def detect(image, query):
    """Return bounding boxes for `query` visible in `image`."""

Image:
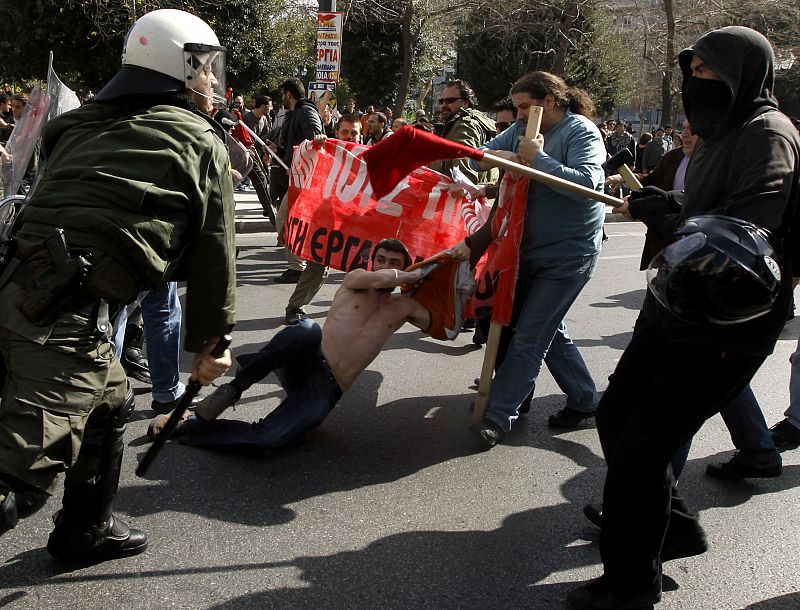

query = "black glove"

[628,186,684,231]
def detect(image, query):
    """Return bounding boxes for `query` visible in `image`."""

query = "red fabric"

[231,109,253,147]
[362,125,485,199]
[284,139,491,271]
[468,174,528,325]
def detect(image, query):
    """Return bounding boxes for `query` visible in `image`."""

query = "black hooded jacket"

[641,26,800,356]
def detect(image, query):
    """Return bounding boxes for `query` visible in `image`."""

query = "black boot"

[0,473,48,536]
[47,507,147,561]
[47,393,148,561]
[122,319,151,384]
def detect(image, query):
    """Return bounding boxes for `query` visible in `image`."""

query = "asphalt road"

[1,223,799,610]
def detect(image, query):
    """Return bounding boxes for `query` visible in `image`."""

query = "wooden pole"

[619,164,643,191]
[481,150,625,208]
[473,106,543,423]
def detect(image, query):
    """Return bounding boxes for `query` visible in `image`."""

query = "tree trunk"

[394,0,414,119]
[661,0,675,126]
[417,72,434,113]
[553,1,580,76]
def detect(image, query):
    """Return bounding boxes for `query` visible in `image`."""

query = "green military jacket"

[429,107,499,186]
[13,100,236,352]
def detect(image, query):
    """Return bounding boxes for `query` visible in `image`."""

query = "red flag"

[362,126,485,199]
[468,174,528,325]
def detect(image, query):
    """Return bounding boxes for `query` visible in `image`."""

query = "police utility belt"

[9,228,111,333]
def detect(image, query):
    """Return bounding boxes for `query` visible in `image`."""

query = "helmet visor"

[184,43,227,108]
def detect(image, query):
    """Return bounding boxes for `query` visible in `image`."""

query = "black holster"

[16,228,92,326]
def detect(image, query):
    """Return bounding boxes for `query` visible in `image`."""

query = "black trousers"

[597,317,765,590]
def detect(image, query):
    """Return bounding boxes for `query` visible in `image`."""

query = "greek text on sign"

[316,11,343,83]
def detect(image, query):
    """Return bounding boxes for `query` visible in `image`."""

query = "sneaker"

[770,418,800,451]
[151,393,199,415]
[470,418,506,448]
[147,410,191,440]
[567,575,661,610]
[548,406,596,429]
[284,309,307,325]
[195,383,240,422]
[273,269,303,284]
[705,452,782,480]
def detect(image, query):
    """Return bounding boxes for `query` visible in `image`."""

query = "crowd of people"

[0,8,799,610]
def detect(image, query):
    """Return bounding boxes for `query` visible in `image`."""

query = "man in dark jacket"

[605,120,635,159]
[568,26,800,609]
[271,78,324,285]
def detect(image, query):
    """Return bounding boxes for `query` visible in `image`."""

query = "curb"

[235,218,275,234]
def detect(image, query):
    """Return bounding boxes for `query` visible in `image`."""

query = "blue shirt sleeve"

[532,118,605,202]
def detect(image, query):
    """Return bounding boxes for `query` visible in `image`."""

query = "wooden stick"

[472,107,543,424]
[481,150,625,208]
[619,164,643,191]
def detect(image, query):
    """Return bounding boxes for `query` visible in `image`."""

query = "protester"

[460,71,606,446]
[281,116,362,325]
[428,79,497,186]
[568,26,800,609]
[148,240,433,452]
[269,77,324,285]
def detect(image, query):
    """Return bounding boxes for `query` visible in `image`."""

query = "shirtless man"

[148,239,431,453]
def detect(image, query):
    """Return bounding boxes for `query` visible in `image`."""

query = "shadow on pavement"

[590,289,646,311]
[115,372,485,529]
[745,592,800,609]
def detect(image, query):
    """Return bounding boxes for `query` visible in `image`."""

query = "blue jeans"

[487,253,599,432]
[671,384,781,476]
[180,319,342,453]
[112,282,184,403]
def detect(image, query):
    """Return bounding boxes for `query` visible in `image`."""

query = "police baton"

[136,335,232,477]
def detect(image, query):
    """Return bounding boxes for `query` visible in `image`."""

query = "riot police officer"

[0,9,235,561]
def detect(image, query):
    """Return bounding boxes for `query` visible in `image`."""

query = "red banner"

[469,174,528,325]
[286,139,490,270]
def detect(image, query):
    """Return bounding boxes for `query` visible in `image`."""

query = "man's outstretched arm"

[341,267,423,290]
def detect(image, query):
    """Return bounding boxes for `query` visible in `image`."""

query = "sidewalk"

[234,190,274,234]
[233,191,630,235]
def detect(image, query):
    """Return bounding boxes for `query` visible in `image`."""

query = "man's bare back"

[322,252,430,390]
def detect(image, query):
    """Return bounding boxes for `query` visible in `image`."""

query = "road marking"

[599,254,641,260]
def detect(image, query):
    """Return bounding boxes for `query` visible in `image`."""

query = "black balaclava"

[678,26,778,140]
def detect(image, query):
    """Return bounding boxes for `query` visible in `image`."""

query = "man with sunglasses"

[428,79,498,187]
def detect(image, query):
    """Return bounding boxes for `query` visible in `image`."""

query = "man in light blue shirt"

[464,71,606,446]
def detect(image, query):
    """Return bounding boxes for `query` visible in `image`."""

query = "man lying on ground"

[149,239,440,453]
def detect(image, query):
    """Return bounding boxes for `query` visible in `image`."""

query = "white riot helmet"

[94,9,227,106]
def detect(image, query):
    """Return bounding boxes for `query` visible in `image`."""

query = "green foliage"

[455,4,561,108]
[0,0,316,94]
[455,0,636,114]
[565,10,637,116]
[340,16,403,108]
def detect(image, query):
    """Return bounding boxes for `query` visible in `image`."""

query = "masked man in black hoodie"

[568,27,800,610]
